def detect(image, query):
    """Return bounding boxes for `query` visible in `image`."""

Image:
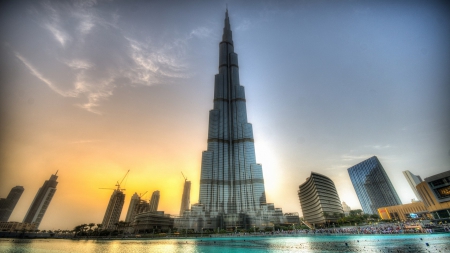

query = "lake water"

[1,234,449,252]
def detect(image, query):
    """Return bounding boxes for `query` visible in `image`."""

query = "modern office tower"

[416,170,450,220]
[0,186,24,222]
[402,170,423,201]
[342,202,351,216]
[298,172,344,225]
[149,191,160,212]
[101,189,125,230]
[198,9,266,216]
[125,193,140,223]
[23,172,58,229]
[179,179,191,216]
[347,156,402,214]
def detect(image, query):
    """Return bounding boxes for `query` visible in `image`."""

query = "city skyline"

[0,0,449,230]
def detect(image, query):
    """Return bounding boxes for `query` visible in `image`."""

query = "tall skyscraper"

[179,179,191,216]
[402,170,423,201]
[348,156,401,214]
[149,190,160,212]
[101,189,125,230]
[175,10,285,231]
[23,172,58,228]
[298,172,344,225]
[198,9,266,216]
[0,186,24,222]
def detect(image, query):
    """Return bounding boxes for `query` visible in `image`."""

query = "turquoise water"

[1,234,449,252]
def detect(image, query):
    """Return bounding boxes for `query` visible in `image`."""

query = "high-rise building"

[125,193,140,223]
[347,156,401,214]
[402,170,423,201]
[0,186,24,222]
[298,172,344,226]
[149,190,160,212]
[198,9,266,216]
[179,179,191,216]
[125,192,151,223]
[23,172,58,228]
[175,10,285,231]
[101,189,125,230]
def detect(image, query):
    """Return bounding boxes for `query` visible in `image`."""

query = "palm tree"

[88,223,95,237]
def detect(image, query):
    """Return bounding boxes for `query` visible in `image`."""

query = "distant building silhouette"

[179,180,191,216]
[23,172,58,228]
[0,186,24,222]
[402,170,423,201]
[298,172,344,226]
[149,191,160,212]
[348,156,401,214]
[342,201,351,216]
[125,193,140,223]
[101,189,125,230]
[125,192,150,223]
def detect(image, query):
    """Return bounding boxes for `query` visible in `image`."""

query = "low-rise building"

[134,211,174,233]
[378,201,430,221]
[0,221,37,232]
[416,170,450,221]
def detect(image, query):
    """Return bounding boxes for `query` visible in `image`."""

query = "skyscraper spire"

[198,10,266,215]
[222,9,233,44]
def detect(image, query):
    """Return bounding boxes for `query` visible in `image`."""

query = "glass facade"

[198,10,266,215]
[347,156,401,214]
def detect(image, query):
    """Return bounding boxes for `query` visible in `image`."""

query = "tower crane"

[99,170,130,192]
[139,191,148,199]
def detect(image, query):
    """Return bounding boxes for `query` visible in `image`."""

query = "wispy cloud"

[341,154,374,161]
[15,53,75,97]
[16,0,194,114]
[364,144,391,149]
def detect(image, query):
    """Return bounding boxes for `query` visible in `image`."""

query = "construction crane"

[99,170,130,192]
[139,191,148,199]
[181,171,187,182]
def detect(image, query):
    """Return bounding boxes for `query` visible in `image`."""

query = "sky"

[0,0,449,230]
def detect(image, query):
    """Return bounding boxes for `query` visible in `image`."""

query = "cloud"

[364,144,391,149]
[235,19,252,31]
[341,154,374,162]
[15,53,75,97]
[190,27,213,39]
[15,0,193,114]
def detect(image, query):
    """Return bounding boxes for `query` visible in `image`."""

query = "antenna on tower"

[181,171,187,182]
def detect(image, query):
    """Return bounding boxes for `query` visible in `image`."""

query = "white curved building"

[298,172,343,226]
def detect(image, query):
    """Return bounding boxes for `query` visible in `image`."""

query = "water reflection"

[1,234,449,253]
